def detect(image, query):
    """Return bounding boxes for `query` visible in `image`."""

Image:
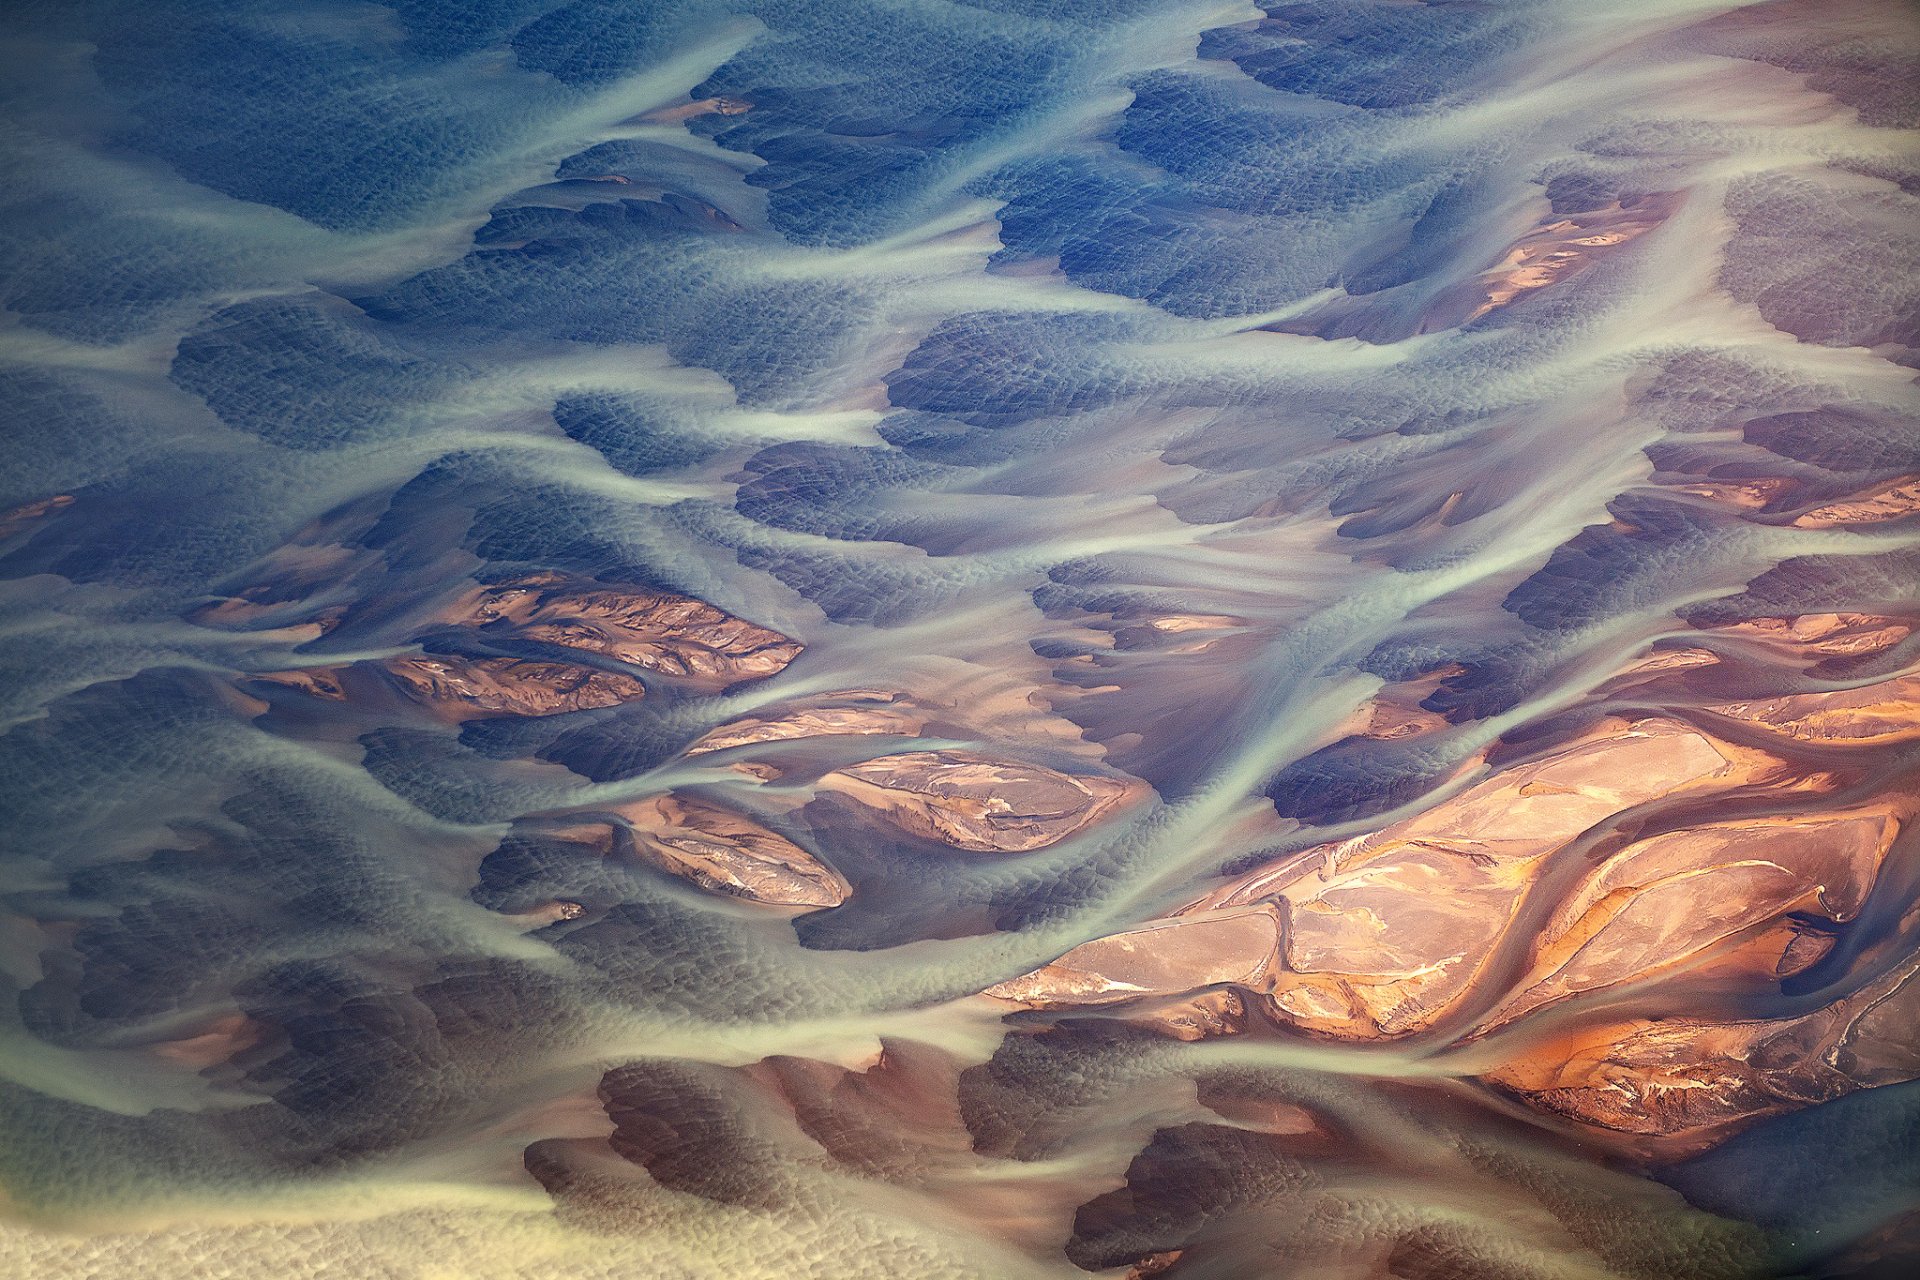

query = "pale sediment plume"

[2,0,1918,1277]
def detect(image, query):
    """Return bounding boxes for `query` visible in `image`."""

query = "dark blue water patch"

[1689,1,1920,130]
[978,150,1154,268]
[471,826,656,916]
[0,184,231,343]
[469,202,600,247]
[359,196,872,405]
[552,394,724,478]
[1720,173,1920,357]
[467,484,678,586]
[552,895,815,1020]
[171,294,458,451]
[1264,733,1470,827]
[1630,349,1840,435]
[1640,439,1852,516]
[732,540,959,626]
[0,454,338,594]
[509,0,693,86]
[0,670,238,845]
[1326,431,1519,534]
[976,68,1452,316]
[384,0,563,61]
[550,138,761,222]
[358,726,575,821]
[734,441,951,543]
[13,766,425,1044]
[0,368,150,512]
[83,2,556,232]
[686,0,1075,246]
[958,0,1173,21]
[875,410,1028,466]
[1661,1082,1920,1273]
[1114,72,1395,218]
[1199,0,1531,111]
[1744,406,1920,475]
[224,955,555,1158]
[1685,546,1920,629]
[784,793,1044,952]
[960,1020,1183,1162]
[581,1060,791,1209]
[526,712,682,783]
[977,70,1448,307]
[355,452,697,599]
[1357,632,1550,726]
[1500,495,1732,633]
[1065,1120,1328,1272]
[1341,172,1505,297]
[1055,200,1341,319]
[885,311,1144,425]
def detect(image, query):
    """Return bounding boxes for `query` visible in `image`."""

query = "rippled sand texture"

[2,0,1918,1277]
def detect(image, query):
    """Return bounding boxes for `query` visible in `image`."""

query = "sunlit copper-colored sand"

[258,654,650,720]
[686,697,928,755]
[1705,675,1920,745]
[1790,475,1920,527]
[440,572,802,688]
[1485,953,1920,1153]
[149,1014,267,1070]
[1703,612,1913,658]
[534,792,849,909]
[819,749,1136,852]
[0,493,73,541]
[1482,804,1902,1029]
[991,717,1795,1034]
[1434,194,1678,327]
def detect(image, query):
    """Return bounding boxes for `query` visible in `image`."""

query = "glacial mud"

[1,1,1917,1277]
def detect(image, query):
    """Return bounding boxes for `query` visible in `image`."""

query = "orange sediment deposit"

[1482,952,1920,1154]
[987,717,1809,1038]
[817,748,1137,852]
[1479,803,1905,1030]
[189,534,372,637]
[1126,1251,1186,1279]
[0,493,74,540]
[1141,613,1241,633]
[1122,987,1253,1043]
[508,900,588,928]
[1605,645,1722,687]
[438,572,801,689]
[562,792,849,909]
[253,653,650,720]
[379,654,649,718]
[1335,663,1468,743]
[1122,612,1248,655]
[150,1013,267,1069]
[1430,193,1679,327]
[1699,612,1913,659]
[250,666,351,701]
[1667,478,1797,510]
[686,697,930,755]
[1790,474,1920,527]
[985,909,1284,1009]
[1704,674,1920,745]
